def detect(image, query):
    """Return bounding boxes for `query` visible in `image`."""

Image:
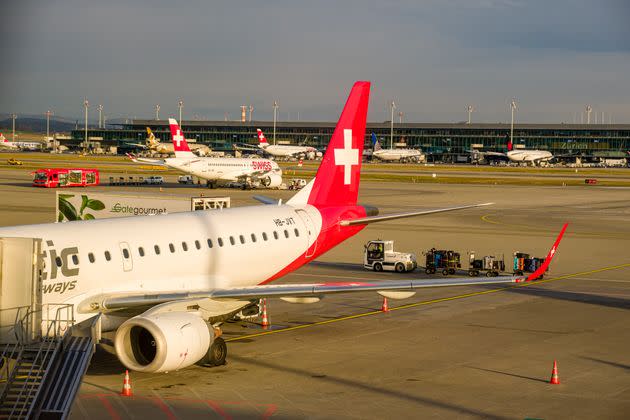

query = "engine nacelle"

[261,173,283,188]
[115,311,211,373]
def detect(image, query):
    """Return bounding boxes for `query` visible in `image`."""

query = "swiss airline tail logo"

[307,81,370,207]
[168,119,195,158]
[0,133,6,142]
[506,134,513,151]
[257,129,269,146]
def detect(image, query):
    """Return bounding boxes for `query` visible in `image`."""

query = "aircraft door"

[119,242,133,272]
[295,209,317,258]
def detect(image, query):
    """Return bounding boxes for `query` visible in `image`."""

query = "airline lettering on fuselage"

[39,239,80,282]
[252,161,272,171]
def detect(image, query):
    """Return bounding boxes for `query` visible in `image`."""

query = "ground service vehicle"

[424,248,461,275]
[7,158,23,166]
[364,240,417,272]
[144,176,164,185]
[32,168,99,188]
[468,252,505,277]
[513,252,547,277]
[178,175,194,184]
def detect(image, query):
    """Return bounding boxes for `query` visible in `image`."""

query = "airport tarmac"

[1,163,629,419]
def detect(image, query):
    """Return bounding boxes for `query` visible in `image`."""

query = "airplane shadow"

[228,354,506,419]
[466,366,548,384]
[581,356,630,371]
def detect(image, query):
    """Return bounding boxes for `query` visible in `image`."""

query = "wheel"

[486,271,493,277]
[395,263,405,273]
[430,269,436,274]
[425,268,431,275]
[374,262,383,272]
[468,271,475,277]
[202,337,227,367]
[448,268,456,275]
[442,269,449,276]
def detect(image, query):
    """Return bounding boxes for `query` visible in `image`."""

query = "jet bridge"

[0,237,97,420]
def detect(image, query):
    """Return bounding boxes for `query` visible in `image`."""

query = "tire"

[468,271,475,277]
[374,263,383,272]
[204,337,227,367]
[449,268,456,275]
[425,268,431,275]
[442,269,449,276]
[486,271,493,277]
[395,263,405,273]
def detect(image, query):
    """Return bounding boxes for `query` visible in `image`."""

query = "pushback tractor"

[363,240,417,272]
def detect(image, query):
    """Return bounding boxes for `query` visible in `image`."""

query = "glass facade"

[71,120,630,159]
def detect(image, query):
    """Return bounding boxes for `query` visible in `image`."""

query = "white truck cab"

[363,240,417,273]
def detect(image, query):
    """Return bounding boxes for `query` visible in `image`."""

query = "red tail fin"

[507,134,513,151]
[307,81,370,208]
[257,129,268,145]
[168,119,194,158]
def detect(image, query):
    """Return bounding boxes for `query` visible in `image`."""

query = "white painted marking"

[334,129,359,185]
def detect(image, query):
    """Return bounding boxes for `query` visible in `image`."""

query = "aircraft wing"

[125,153,165,165]
[79,276,522,312]
[340,203,492,226]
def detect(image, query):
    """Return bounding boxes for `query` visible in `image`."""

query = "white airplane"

[472,135,553,166]
[257,129,322,160]
[128,119,283,188]
[370,133,425,163]
[0,82,565,373]
[0,133,41,151]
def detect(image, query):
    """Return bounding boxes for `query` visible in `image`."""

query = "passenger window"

[104,251,111,261]
[122,248,130,259]
[195,240,201,250]
[229,236,235,246]
[207,239,213,248]
[138,247,145,257]
[284,229,289,238]
[251,233,257,243]
[88,252,95,263]
[72,255,79,265]
[169,243,175,253]
[182,242,188,251]
[294,228,299,237]
[273,231,279,240]
[218,238,224,247]
[262,232,268,241]
[154,245,160,255]
[239,235,245,244]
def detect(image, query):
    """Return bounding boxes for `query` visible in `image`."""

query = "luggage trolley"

[468,251,506,277]
[424,248,461,276]
[513,252,547,277]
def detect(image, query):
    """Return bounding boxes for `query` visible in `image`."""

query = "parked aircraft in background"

[127,127,212,157]
[370,133,425,163]
[257,129,322,160]
[471,135,553,166]
[0,82,565,375]
[0,133,41,151]
[128,119,283,188]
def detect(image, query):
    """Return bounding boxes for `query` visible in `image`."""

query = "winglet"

[526,223,568,281]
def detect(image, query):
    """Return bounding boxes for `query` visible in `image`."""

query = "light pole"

[586,105,592,124]
[84,99,89,153]
[390,101,396,149]
[398,111,403,124]
[249,105,253,122]
[11,113,17,142]
[97,104,103,128]
[178,100,184,126]
[155,104,160,120]
[467,105,474,124]
[510,99,517,146]
[273,101,279,145]
[45,110,53,149]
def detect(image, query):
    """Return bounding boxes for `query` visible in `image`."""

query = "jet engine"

[261,173,283,188]
[115,312,212,373]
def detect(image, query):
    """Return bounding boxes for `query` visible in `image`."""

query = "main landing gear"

[199,327,227,367]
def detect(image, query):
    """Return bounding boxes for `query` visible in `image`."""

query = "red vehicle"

[32,168,100,188]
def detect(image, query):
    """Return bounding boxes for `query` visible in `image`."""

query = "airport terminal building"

[70,120,630,162]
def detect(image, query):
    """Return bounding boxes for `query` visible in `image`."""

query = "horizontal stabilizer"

[339,202,493,226]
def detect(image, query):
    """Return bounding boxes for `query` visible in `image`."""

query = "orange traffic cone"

[121,370,132,396]
[381,297,389,312]
[549,360,560,385]
[261,298,270,328]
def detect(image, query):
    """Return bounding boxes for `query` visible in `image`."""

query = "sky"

[1,0,629,123]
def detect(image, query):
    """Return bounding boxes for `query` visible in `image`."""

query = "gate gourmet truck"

[363,240,417,272]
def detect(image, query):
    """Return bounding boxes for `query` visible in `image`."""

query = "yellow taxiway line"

[225,262,630,342]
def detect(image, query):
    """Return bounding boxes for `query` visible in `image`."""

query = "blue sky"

[1,0,628,123]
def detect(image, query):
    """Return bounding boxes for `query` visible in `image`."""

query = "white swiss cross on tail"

[334,129,359,185]
[173,130,184,147]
